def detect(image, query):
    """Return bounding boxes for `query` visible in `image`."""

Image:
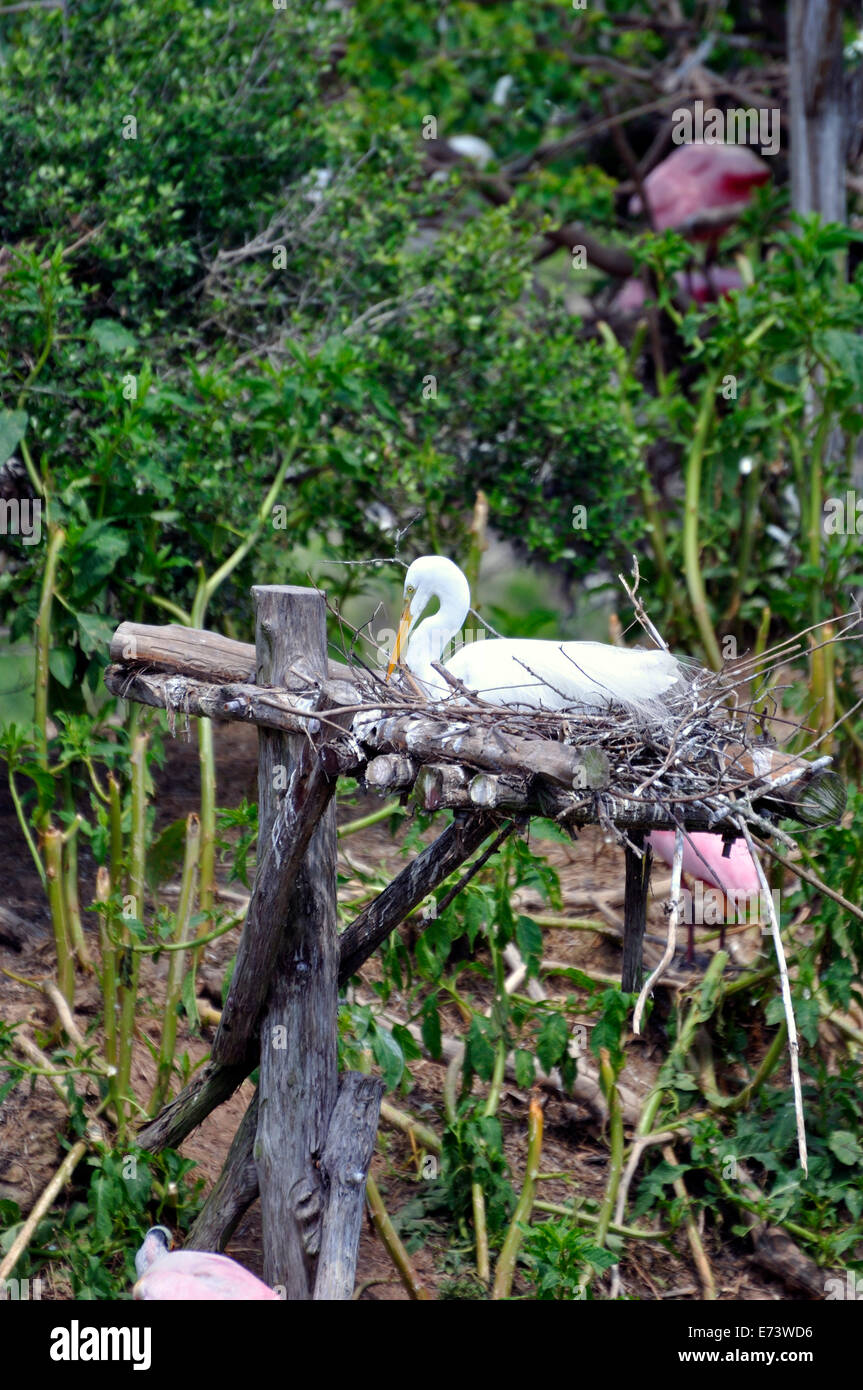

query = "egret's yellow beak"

[387,600,413,680]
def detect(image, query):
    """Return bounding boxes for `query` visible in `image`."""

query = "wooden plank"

[251,586,340,1299]
[104,664,361,740]
[788,0,845,224]
[313,1073,385,1301]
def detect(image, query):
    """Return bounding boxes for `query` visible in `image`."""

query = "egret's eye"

[406,585,415,598]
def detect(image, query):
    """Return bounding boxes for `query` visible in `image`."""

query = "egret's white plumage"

[387,556,685,718]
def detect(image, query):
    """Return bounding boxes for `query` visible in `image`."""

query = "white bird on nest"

[386,555,685,718]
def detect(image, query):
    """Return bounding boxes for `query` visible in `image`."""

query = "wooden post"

[252,586,339,1299]
[621,833,651,993]
[314,1073,385,1300]
[788,0,845,226]
[185,1092,260,1252]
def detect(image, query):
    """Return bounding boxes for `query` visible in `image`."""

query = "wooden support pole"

[621,833,651,993]
[136,1059,251,1152]
[252,585,339,1299]
[137,815,503,1153]
[338,812,497,985]
[212,747,338,1067]
[313,1072,385,1300]
[185,1091,260,1252]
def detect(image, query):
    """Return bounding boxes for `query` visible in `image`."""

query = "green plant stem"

[683,372,722,669]
[380,1099,442,1154]
[196,716,216,922]
[532,1200,666,1240]
[108,774,124,887]
[366,1174,430,1299]
[8,769,47,889]
[151,813,200,1115]
[491,1094,543,1299]
[61,783,91,969]
[34,525,66,795]
[595,1048,624,1251]
[117,732,148,1136]
[338,801,402,837]
[95,868,117,1080]
[44,827,74,1007]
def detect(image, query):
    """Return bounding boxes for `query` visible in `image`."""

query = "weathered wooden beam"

[313,1072,385,1301]
[110,620,353,685]
[338,813,498,985]
[104,664,362,739]
[788,0,845,225]
[136,817,504,1154]
[212,741,339,1067]
[185,1091,260,1253]
[363,713,609,790]
[621,834,651,993]
[251,585,340,1299]
[469,771,529,809]
[136,1059,251,1152]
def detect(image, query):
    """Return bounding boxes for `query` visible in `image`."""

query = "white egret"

[386,555,685,718]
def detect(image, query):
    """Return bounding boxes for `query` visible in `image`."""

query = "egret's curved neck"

[407,591,468,692]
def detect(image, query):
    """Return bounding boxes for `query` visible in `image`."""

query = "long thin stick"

[0,1139,88,1283]
[737,818,808,1175]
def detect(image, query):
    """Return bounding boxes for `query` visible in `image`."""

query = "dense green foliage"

[1,0,862,1302]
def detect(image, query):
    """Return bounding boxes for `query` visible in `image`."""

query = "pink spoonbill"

[646,831,762,962]
[629,143,770,241]
[133,1226,280,1300]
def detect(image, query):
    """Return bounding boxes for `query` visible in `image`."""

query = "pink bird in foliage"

[612,266,743,315]
[133,1226,280,1300]
[629,143,770,240]
[646,831,761,962]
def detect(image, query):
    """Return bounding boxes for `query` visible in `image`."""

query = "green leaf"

[828,1130,862,1167]
[371,1024,404,1090]
[421,997,442,1060]
[89,318,138,354]
[48,648,76,688]
[536,1012,568,1073]
[181,967,198,1027]
[514,1048,535,1087]
[0,409,27,466]
[75,611,116,655]
[516,914,543,979]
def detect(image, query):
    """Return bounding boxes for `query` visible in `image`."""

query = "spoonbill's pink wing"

[134,1249,279,1300]
[647,831,760,894]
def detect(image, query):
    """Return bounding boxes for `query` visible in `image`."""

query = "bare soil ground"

[0,721,803,1300]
